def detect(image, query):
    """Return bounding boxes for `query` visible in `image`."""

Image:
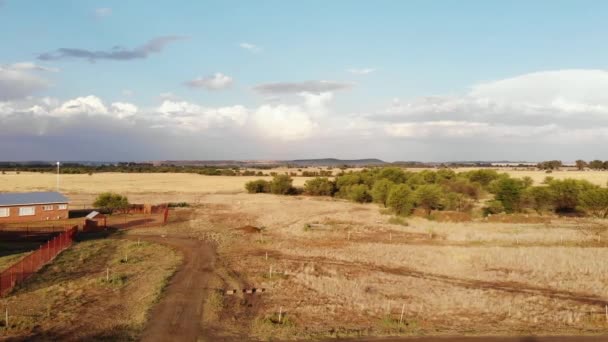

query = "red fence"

[0,225,78,297]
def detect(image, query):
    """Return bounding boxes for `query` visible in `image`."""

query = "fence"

[0,225,77,297]
[101,208,169,229]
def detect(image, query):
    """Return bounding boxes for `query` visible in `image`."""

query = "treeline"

[0,162,335,177]
[245,168,608,218]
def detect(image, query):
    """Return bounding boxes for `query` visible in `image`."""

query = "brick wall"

[0,203,69,223]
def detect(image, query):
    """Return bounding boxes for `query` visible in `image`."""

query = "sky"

[2,1,608,162]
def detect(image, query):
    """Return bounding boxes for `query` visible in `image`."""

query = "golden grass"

[0,238,181,340]
[173,193,608,338]
[0,172,312,196]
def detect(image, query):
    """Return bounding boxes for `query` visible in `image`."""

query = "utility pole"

[56,161,60,192]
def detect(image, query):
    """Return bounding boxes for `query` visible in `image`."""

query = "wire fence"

[0,226,77,297]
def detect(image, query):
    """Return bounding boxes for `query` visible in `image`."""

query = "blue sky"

[2,1,608,161]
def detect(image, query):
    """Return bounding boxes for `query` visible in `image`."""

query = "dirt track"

[125,234,215,342]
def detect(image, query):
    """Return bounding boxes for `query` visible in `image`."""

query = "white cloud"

[110,102,138,119]
[374,69,608,140]
[0,62,57,100]
[347,68,375,75]
[52,95,108,116]
[239,42,262,53]
[156,100,247,131]
[251,104,317,141]
[184,72,233,90]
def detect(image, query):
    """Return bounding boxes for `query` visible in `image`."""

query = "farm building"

[0,192,69,223]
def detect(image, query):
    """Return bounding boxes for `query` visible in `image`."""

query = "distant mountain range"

[158,158,388,167]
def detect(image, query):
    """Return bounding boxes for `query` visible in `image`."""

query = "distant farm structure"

[0,192,69,224]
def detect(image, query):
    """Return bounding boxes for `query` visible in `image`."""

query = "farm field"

[1,173,608,340]
[1,169,607,201]
[0,237,181,340]
[131,191,608,340]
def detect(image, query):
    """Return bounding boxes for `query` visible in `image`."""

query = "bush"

[94,192,129,214]
[548,179,596,212]
[579,188,608,218]
[386,184,414,216]
[270,175,295,195]
[442,177,481,199]
[493,178,525,213]
[370,179,395,207]
[303,177,335,196]
[443,192,474,212]
[520,186,554,214]
[245,179,270,193]
[483,200,504,216]
[342,184,372,203]
[413,184,445,215]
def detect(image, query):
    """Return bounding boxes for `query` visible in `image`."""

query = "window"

[42,205,53,211]
[19,206,35,216]
[57,204,68,210]
[0,208,9,217]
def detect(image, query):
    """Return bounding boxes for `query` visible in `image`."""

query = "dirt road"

[125,234,215,342]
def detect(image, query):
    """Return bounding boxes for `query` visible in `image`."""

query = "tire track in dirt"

[121,234,216,342]
[258,251,608,307]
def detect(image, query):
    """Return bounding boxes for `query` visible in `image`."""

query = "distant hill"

[158,158,387,167]
[288,158,386,166]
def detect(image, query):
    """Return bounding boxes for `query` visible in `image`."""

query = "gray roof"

[0,192,69,206]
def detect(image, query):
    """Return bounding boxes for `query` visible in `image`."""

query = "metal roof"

[86,211,100,219]
[0,192,69,206]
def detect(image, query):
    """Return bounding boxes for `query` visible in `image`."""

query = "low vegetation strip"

[246,168,608,220]
[0,226,77,297]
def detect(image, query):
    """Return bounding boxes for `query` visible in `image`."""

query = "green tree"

[520,186,555,214]
[343,184,372,203]
[376,167,407,184]
[270,174,295,195]
[462,169,501,187]
[483,200,504,216]
[94,192,129,214]
[589,160,604,170]
[579,188,608,218]
[370,179,395,207]
[521,176,534,188]
[575,160,587,170]
[548,179,596,212]
[413,184,444,215]
[245,179,270,193]
[386,184,414,216]
[493,178,525,213]
[303,177,335,196]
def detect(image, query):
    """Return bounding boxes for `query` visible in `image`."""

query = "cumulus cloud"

[375,69,608,141]
[0,62,57,100]
[37,36,185,62]
[156,100,248,131]
[94,7,112,18]
[347,68,375,75]
[184,72,233,90]
[5,69,608,160]
[251,104,317,141]
[239,42,262,53]
[253,80,353,95]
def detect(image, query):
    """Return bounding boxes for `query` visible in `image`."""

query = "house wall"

[0,203,69,223]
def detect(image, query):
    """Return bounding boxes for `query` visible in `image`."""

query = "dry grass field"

[0,237,181,340]
[130,192,608,339]
[2,172,608,339]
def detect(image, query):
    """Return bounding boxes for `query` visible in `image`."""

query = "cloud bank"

[3,69,608,160]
